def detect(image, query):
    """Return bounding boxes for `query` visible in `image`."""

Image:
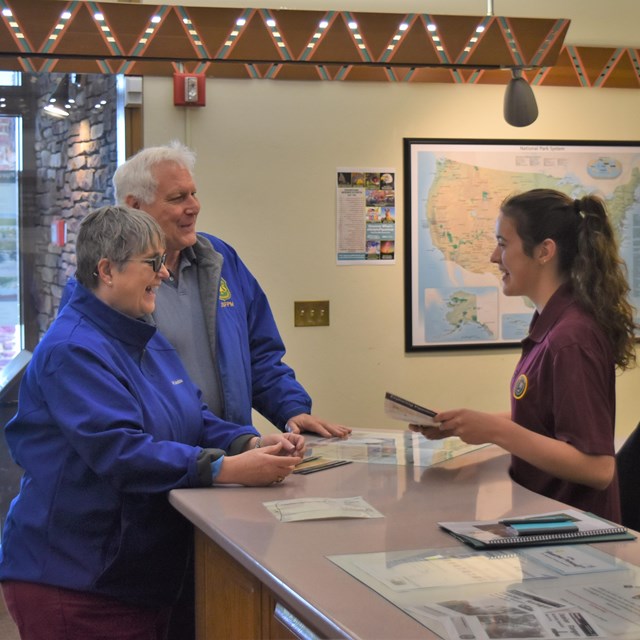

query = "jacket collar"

[68,283,156,347]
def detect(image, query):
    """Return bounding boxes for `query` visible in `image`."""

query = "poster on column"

[336,168,396,264]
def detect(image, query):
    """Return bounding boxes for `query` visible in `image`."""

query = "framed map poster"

[404,138,640,351]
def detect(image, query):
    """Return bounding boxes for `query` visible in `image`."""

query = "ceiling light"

[43,76,70,118]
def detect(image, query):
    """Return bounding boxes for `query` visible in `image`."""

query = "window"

[0,72,22,370]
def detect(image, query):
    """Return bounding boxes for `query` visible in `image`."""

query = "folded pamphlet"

[384,392,440,427]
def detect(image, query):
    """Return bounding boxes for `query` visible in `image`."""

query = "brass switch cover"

[294,301,330,327]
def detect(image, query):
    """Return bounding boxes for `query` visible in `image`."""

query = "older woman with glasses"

[0,205,304,640]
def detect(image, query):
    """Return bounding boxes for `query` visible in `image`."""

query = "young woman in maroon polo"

[412,189,636,522]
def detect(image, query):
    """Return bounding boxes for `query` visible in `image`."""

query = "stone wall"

[32,73,118,336]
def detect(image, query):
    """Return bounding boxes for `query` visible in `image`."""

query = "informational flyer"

[329,544,640,639]
[263,496,384,522]
[304,429,486,468]
[336,168,396,264]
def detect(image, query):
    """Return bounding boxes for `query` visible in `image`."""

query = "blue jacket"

[0,284,258,606]
[60,233,312,429]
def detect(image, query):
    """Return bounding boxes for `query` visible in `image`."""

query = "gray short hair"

[113,141,196,205]
[76,205,165,288]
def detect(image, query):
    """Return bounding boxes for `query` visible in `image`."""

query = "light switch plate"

[294,301,330,327]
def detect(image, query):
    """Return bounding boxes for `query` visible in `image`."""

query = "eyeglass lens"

[144,254,167,272]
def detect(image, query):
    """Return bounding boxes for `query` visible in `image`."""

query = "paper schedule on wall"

[336,168,396,264]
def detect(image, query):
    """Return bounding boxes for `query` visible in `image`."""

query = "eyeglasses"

[127,253,167,273]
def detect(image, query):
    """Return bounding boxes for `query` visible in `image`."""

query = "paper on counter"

[263,495,384,522]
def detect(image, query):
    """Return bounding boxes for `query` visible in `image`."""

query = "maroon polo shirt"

[509,283,621,522]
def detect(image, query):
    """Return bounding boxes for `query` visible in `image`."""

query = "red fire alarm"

[51,219,67,247]
[173,73,206,107]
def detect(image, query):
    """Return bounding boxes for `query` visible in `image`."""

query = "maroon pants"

[1,581,171,640]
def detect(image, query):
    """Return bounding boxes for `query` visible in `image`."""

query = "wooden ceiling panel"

[226,11,283,62]
[50,3,113,57]
[141,10,200,61]
[350,12,406,62]
[539,21,570,67]
[505,18,560,65]
[183,7,244,59]
[319,64,344,81]
[408,68,457,83]
[0,18,20,54]
[429,15,483,63]
[577,47,619,86]
[0,1,635,90]
[124,59,184,77]
[0,58,26,72]
[205,62,254,79]
[342,65,392,82]
[269,10,327,60]
[536,49,583,87]
[475,68,514,85]
[270,63,323,81]
[465,21,515,67]
[601,53,640,89]
[387,18,440,66]
[9,0,70,52]
[307,14,363,64]
[47,58,109,74]
[98,3,163,56]
[250,63,272,78]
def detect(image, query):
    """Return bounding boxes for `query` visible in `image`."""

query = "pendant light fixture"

[503,68,539,127]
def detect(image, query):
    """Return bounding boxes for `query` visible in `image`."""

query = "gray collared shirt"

[153,246,223,417]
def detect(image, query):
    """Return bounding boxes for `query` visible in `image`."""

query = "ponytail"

[501,189,637,369]
[572,194,637,369]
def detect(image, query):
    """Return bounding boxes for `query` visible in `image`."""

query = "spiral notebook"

[439,508,635,550]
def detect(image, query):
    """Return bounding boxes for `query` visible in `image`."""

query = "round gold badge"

[513,374,528,400]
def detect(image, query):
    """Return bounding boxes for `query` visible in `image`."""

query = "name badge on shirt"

[513,374,528,400]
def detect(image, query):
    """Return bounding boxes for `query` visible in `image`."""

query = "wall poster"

[336,168,396,264]
[404,138,640,351]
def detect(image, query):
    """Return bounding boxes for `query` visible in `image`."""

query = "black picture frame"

[403,138,640,352]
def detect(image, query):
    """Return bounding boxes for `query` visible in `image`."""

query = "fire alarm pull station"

[173,73,206,107]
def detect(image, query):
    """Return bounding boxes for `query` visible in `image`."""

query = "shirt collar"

[525,282,575,344]
[182,244,197,266]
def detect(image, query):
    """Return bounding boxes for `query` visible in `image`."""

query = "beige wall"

[142,77,640,436]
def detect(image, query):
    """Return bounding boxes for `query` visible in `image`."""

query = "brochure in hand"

[438,508,635,550]
[384,392,440,427]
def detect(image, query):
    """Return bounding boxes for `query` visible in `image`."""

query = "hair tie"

[574,199,584,219]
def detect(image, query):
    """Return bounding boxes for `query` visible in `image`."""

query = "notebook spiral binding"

[487,526,628,545]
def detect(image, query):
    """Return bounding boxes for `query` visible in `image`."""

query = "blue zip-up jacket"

[60,232,312,429]
[0,284,258,607]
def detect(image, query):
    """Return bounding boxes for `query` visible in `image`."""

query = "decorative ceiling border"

[0,1,638,87]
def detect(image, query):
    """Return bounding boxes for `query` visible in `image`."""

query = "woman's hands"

[285,413,352,438]
[410,409,498,445]
[215,433,306,487]
[410,409,615,490]
[259,432,306,457]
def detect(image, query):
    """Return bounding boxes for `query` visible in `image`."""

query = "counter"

[169,445,640,639]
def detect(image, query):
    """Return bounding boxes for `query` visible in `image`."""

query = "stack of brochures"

[384,392,439,426]
[293,456,351,475]
[438,508,635,549]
